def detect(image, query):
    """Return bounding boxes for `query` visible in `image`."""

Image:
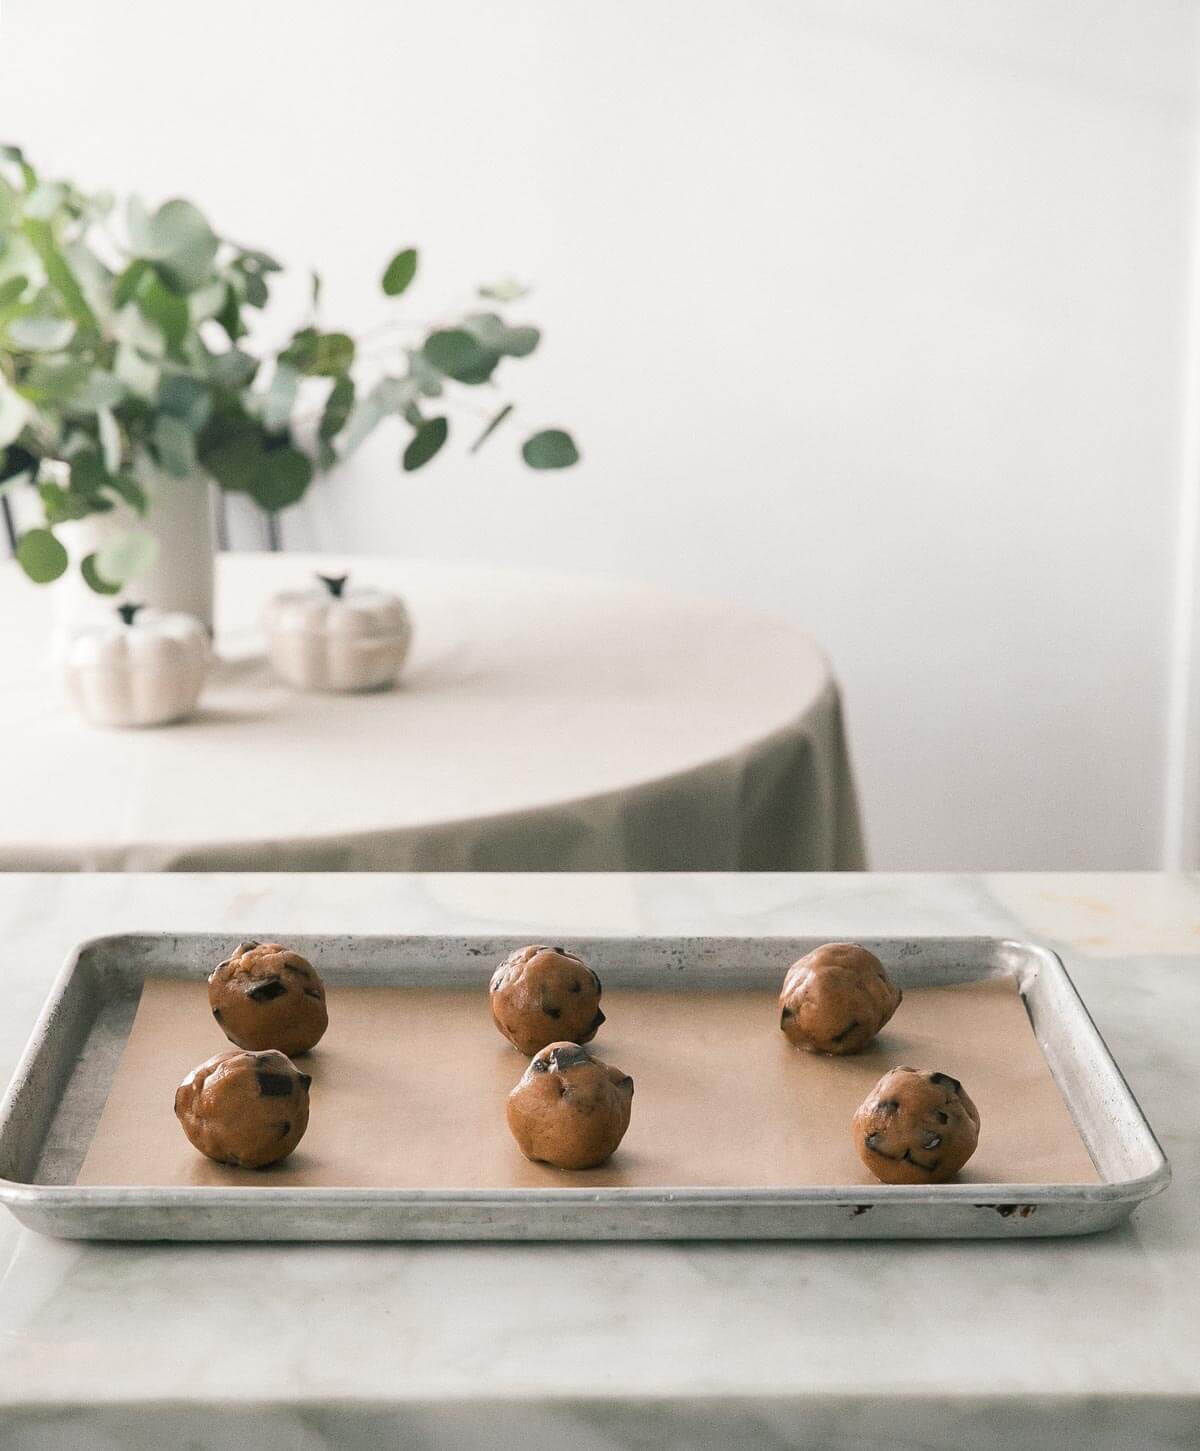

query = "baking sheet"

[79,975,1100,1189]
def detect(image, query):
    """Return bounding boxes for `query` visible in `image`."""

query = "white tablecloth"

[0,555,864,871]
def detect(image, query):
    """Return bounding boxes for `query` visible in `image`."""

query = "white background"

[1,0,1196,869]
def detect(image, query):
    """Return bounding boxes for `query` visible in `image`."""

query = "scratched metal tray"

[0,934,1170,1240]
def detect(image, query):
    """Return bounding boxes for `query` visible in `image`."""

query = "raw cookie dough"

[506,1041,634,1169]
[208,940,328,1056]
[490,944,605,1056]
[175,1048,312,1168]
[779,942,901,1055]
[853,1066,981,1184]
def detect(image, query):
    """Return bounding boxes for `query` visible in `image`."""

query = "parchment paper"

[78,977,1100,1188]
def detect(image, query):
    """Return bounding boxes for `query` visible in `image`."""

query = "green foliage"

[0,142,578,593]
[522,429,580,469]
[81,551,120,594]
[422,328,499,385]
[403,416,448,471]
[381,248,417,296]
[16,527,67,582]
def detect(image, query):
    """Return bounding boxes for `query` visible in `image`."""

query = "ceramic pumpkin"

[63,603,210,728]
[263,572,412,692]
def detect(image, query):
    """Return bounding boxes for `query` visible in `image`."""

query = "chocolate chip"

[936,1110,949,1124]
[929,1072,961,1093]
[247,977,287,1003]
[549,1044,591,1071]
[865,1133,881,1151]
[298,1073,312,1092]
[880,1099,899,1113]
[553,946,566,956]
[831,1019,861,1043]
[780,1007,794,1024]
[587,1008,605,1033]
[540,994,561,1020]
[531,1055,551,1073]
[568,979,582,994]
[924,1134,942,1150]
[275,1121,292,1138]
[211,1007,223,1021]
[256,1071,295,1097]
[303,988,323,1000]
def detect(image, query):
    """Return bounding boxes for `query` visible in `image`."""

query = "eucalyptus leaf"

[113,259,150,308]
[207,349,258,390]
[0,176,18,228]
[0,274,28,308]
[252,445,312,511]
[215,284,246,343]
[154,414,196,477]
[24,182,66,220]
[96,528,159,586]
[39,481,96,523]
[141,199,219,294]
[318,374,355,442]
[382,247,418,296]
[98,407,121,473]
[20,358,91,405]
[521,428,579,469]
[134,272,189,350]
[422,328,500,385]
[338,375,412,456]
[402,416,448,471]
[114,343,160,400]
[73,371,126,411]
[15,527,67,583]
[478,277,528,302]
[465,312,540,358]
[189,278,227,324]
[158,374,212,430]
[81,552,121,595]
[281,327,354,377]
[103,471,147,514]
[261,362,300,432]
[19,219,97,327]
[113,302,166,358]
[8,316,75,351]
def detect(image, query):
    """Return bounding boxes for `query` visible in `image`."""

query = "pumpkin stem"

[317,573,349,599]
[116,603,144,627]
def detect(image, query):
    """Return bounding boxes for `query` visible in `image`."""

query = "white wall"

[2,0,1196,869]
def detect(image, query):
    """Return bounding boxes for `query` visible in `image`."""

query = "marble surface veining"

[0,872,1196,1450]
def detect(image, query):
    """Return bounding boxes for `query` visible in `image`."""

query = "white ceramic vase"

[53,461,217,637]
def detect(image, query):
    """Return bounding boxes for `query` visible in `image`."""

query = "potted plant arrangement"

[0,143,579,630]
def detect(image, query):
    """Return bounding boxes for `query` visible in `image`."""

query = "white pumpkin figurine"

[64,603,210,728]
[264,572,413,693]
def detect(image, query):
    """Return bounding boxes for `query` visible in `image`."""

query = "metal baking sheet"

[0,935,1170,1240]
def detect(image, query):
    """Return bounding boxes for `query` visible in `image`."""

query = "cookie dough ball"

[490,945,604,1056]
[208,940,328,1056]
[175,1049,311,1168]
[853,1066,980,1184]
[779,942,901,1055]
[506,1042,634,1169]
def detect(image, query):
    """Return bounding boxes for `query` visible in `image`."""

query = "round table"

[0,555,864,871]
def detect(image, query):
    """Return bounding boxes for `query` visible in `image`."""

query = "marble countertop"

[0,872,1195,1450]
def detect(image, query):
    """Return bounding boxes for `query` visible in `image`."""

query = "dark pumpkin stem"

[116,603,144,627]
[317,573,349,599]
